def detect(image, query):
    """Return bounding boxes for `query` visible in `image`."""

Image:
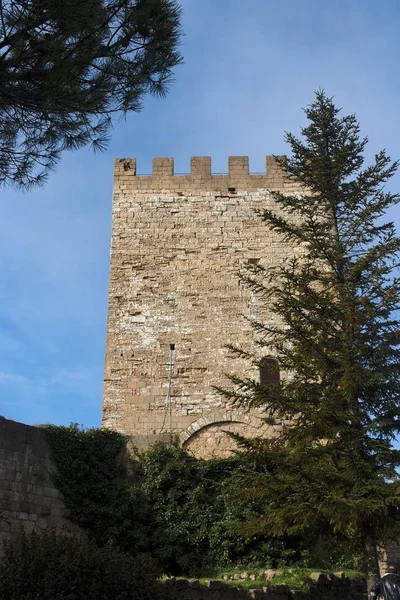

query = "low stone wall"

[166,573,367,600]
[380,541,400,572]
[0,416,82,557]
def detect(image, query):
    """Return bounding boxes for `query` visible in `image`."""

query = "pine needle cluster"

[0,0,182,187]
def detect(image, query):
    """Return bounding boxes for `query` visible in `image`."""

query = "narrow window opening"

[260,357,280,385]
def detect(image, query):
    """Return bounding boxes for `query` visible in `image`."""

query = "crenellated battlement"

[114,155,290,191]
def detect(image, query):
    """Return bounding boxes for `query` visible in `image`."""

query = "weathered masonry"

[0,416,82,557]
[102,156,303,458]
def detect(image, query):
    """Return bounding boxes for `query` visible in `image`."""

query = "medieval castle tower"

[102,156,303,459]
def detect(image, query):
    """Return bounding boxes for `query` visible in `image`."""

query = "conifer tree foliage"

[219,91,400,571]
[0,0,182,188]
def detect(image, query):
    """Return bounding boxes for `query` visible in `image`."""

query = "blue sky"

[1,0,399,428]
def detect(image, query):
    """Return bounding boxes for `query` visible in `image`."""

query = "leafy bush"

[0,531,174,600]
[139,443,307,575]
[42,425,127,538]
[42,424,150,553]
[40,425,318,576]
[139,443,220,574]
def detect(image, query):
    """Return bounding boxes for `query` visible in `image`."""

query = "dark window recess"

[260,357,280,385]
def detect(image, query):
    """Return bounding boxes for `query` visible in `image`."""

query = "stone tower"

[102,156,302,458]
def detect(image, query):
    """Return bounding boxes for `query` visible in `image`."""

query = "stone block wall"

[0,416,81,557]
[103,156,303,457]
[166,574,367,600]
[380,541,400,572]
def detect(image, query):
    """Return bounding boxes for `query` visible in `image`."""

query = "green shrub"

[42,424,151,554]
[140,443,220,574]
[42,425,128,543]
[0,531,174,600]
[39,425,319,576]
[140,443,307,575]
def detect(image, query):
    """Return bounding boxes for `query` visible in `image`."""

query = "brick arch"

[181,415,276,460]
[179,409,272,446]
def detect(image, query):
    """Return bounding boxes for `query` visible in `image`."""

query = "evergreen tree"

[219,91,400,572]
[0,0,182,188]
